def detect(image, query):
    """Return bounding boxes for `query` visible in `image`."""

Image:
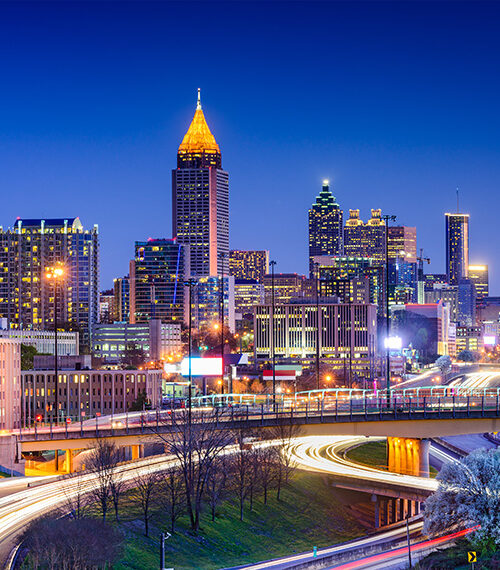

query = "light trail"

[287,436,438,493]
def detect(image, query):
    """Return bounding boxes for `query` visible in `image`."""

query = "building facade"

[468,265,489,301]
[93,320,182,363]
[234,279,265,318]
[229,250,269,281]
[0,327,79,356]
[129,238,189,325]
[262,273,309,305]
[192,275,235,333]
[0,217,99,349]
[172,90,229,277]
[308,181,343,277]
[21,368,163,424]
[113,276,130,322]
[445,213,469,285]
[253,300,377,377]
[0,339,21,430]
[343,209,386,266]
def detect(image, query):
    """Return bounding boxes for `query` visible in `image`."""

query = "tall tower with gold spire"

[172,89,229,276]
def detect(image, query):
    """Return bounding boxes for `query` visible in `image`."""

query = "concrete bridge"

[6,386,500,475]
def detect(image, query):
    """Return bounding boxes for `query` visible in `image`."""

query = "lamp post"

[314,262,320,390]
[45,265,64,425]
[184,279,197,426]
[218,252,227,395]
[382,214,396,398]
[270,260,277,410]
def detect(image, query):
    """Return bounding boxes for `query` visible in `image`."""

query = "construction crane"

[417,248,430,281]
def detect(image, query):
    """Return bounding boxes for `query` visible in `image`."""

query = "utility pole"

[270,260,277,410]
[382,214,396,399]
[405,515,412,569]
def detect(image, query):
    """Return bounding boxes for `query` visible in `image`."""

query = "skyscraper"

[308,180,343,277]
[0,217,99,349]
[468,265,489,300]
[129,239,189,325]
[229,250,269,281]
[387,226,417,263]
[343,209,386,265]
[445,213,469,285]
[172,90,229,277]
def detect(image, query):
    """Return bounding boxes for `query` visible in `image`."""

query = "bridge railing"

[17,385,500,441]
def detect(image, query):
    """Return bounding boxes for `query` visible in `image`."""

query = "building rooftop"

[178,89,220,155]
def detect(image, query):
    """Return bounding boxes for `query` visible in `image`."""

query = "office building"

[308,180,343,277]
[172,90,229,277]
[192,275,235,333]
[0,327,79,357]
[234,279,265,318]
[99,290,115,323]
[457,278,476,327]
[0,217,99,350]
[387,226,417,263]
[445,213,469,285]
[314,256,384,311]
[425,284,459,322]
[343,209,386,266]
[262,273,308,305]
[456,326,482,354]
[129,238,189,325]
[0,339,21,431]
[253,300,377,378]
[468,265,489,301]
[93,320,182,364]
[113,276,130,322]
[21,368,163,425]
[229,250,269,281]
[391,301,451,357]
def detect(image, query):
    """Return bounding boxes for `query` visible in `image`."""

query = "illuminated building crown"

[177,89,221,168]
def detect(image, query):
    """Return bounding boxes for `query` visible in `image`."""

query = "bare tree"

[130,470,159,537]
[230,430,253,521]
[160,465,186,533]
[269,421,300,500]
[86,439,121,523]
[21,516,122,570]
[110,472,126,522]
[257,445,278,505]
[206,455,228,522]
[156,408,233,531]
[62,470,92,520]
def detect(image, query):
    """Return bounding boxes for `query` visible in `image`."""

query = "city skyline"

[1,2,500,290]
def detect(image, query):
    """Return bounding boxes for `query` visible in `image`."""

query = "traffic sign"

[66,417,72,424]
[468,551,477,563]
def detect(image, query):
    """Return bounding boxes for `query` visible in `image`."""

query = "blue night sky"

[1,2,500,290]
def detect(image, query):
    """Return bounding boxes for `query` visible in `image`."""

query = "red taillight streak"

[330,526,479,570]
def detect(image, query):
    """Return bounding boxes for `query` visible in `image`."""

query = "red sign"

[263,370,297,381]
[66,417,72,424]
[96,412,101,417]
[81,412,86,417]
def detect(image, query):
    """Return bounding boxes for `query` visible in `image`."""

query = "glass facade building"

[0,217,99,349]
[445,213,469,285]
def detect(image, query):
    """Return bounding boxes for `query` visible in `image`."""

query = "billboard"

[180,357,223,377]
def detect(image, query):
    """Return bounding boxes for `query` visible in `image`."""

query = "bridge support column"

[65,449,73,473]
[387,437,430,477]
[371,494,380,528]
[419,439,430,478]
[131,445,140,460]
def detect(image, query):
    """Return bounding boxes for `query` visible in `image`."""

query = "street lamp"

[382,214,397,399]
[45,265,64,424]
[184,278,197,424]
[270,260,277,411]
[218,252,227,393]
[314,262,320,390]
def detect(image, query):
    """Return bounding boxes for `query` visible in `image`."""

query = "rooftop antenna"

[196,88,202,110]
[456,186,459,213]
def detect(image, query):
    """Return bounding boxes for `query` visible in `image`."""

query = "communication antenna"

[456,187,460,213]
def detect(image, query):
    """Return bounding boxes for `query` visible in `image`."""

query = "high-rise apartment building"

[445,213,469,285]
[229,250,269,281]
[468,265,489,300]
[0,217,99,349]
[172,90,229,277]
[308,180,343,276]
[129,239,189,325]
